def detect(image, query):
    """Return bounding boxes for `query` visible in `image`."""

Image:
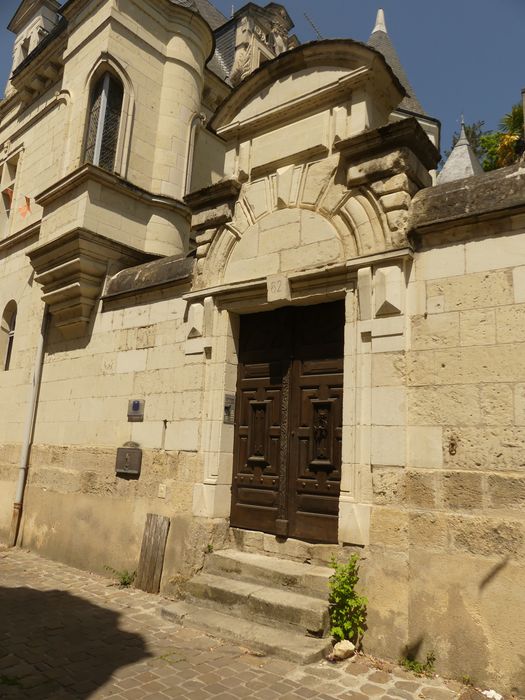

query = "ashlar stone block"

[338,500,371,546]
[371,426,405,467]
[407,426,443,469]
[371,387,405,426]
[513,266,525,303]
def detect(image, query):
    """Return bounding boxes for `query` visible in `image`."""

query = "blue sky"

[1,0,523,154]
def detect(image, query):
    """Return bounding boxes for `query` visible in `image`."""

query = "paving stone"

[345,662,371,676]
[395,680,424,691]
[369,670,394,684]
[360,683,388,695]
[389,689,417,700]
[420,686,456,700]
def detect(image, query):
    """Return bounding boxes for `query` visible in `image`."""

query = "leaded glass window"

[84,73,124,172]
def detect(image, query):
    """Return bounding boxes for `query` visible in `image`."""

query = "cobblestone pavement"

[0,548,466,700]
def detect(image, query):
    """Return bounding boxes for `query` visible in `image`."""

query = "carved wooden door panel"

[230,309,290,535]
[287,302,344,542]
[230,302,344,543]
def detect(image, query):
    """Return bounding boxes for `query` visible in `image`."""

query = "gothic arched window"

[1,301,17,371]
[84,72,124,172]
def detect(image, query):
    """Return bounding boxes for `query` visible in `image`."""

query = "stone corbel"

[27,229,151,338]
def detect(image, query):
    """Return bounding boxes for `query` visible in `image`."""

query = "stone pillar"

[192,306,238,519]
[338,287,373,545]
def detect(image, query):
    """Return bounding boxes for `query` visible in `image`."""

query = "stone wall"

[358,170,525,695]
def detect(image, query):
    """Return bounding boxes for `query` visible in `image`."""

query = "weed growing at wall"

[328,554,367,645]
[105,566,136,588]
[399,651,436,676]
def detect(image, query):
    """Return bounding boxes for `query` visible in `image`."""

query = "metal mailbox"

[116,446,142,478]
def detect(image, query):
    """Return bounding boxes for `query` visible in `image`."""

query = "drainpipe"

[8,305,49,547]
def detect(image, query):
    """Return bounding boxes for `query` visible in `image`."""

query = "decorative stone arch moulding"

[195,157,393,291]
[80,53,135,178]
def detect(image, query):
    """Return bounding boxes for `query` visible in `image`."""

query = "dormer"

[8,0,61,74]
[216,2,299,87]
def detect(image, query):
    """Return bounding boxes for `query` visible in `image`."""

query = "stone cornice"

[185,179,242,211]
[409,162,525,238]
[35,164,191,219]
[334,117,440,172]
[27,228,156,337]
[0,221,40,255]
[185,179,242,232]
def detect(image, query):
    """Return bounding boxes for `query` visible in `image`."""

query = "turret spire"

[437,117,484,184]
[367,8,426,115]
[372,9,387,34]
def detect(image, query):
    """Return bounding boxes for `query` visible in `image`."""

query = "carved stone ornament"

[230,45,253,86]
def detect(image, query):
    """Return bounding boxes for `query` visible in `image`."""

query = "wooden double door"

[230,301,344,543]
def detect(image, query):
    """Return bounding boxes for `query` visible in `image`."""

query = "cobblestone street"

[0,548,465,699]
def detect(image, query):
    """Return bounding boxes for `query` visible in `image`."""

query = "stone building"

[0,0,524,694]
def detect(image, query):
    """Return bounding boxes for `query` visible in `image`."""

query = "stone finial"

[456,118,469,146]
[372,9,387,34]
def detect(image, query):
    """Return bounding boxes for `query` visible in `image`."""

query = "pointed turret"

[437,120,484,184]
[367,8,425,116]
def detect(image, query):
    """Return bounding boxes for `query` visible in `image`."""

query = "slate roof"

[192,0,227,30]
[437,123,484,184]
[170,0,227,30]
[367,10,426,116]
[215,22,237,76]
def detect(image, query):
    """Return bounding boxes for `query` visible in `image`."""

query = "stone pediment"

[27,229,155,338]
[211,40,406,137]
[7,0,60,33]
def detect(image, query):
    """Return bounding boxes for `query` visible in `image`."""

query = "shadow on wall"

[0,586,151,697]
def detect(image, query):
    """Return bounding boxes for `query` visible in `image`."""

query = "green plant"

[462,675,474,687]
[206,543,214,553]
[328,554,367,645]
[105,565,136,588]
[399,651,436,677]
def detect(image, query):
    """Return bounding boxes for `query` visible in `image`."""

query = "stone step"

[187,572,330,636]
[161,600,332,665]
[205,548,332,600]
